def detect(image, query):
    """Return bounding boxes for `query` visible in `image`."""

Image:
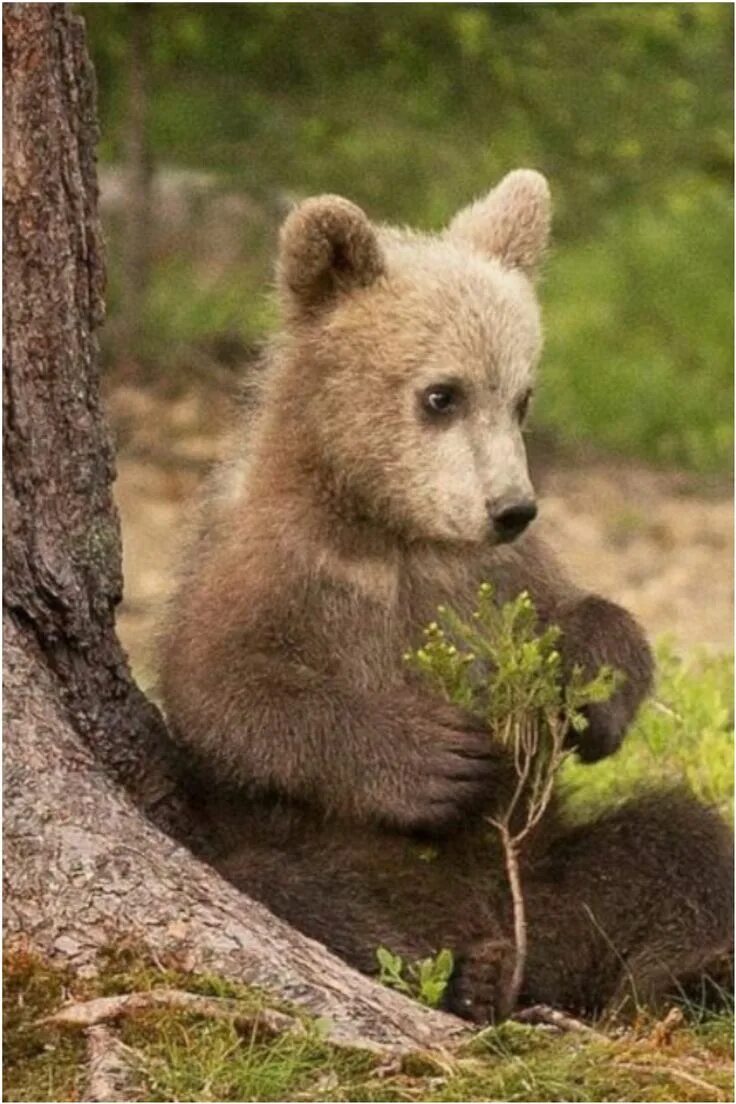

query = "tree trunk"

[2,1,184,829]
[2,4,464,1055]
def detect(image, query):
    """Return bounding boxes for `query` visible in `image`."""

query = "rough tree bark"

[2,4,465,1055]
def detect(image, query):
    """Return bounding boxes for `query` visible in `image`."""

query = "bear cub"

[160,171,732,1022]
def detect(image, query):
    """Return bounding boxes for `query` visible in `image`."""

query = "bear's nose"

[489,499,538,543]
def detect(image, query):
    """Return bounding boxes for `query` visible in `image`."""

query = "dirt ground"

[107,374,733,688]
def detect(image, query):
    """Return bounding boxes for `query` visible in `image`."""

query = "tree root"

[40,988,301,1039]
[513,1003,607,1038]
[85,1024,139,1103]
[4,623,467,1060]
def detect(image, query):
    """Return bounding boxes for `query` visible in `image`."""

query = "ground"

[105,368,733,692]
[4,949,734,1103]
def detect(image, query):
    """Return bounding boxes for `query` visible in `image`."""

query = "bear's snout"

[487,499,538,543]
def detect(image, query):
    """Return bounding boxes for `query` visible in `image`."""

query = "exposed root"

[85,1024,139,1102]
[39,988,301,1039]
[514,1003,607,1039]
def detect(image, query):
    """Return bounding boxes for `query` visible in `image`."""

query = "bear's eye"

[422,384,461,417]
[515,388,533,423]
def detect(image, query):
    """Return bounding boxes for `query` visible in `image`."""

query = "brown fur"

[159,173,732,1022]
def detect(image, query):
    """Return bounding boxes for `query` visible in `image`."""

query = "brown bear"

[159,171,732,1022]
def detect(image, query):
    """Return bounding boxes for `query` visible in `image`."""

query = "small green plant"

[404,583,620,1012]
[375,946,454,1009]
[406,583,618,733]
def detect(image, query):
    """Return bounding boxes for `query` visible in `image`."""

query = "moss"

[3,950,88,1102]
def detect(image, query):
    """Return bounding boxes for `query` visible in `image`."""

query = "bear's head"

[275,170,550,546]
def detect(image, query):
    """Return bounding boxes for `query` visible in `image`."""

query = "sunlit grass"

[562,642,734,820]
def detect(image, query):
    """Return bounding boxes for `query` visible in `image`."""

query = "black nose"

[490,499,538,543]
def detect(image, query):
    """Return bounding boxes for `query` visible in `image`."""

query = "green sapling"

[404,583,620,1012]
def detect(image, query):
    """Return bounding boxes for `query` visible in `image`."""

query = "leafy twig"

[406,584,619,1016]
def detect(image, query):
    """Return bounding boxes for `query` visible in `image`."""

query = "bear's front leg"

[556,595,654,762]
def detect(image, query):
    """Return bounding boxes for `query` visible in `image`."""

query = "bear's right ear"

[447,170,551,278]
[277,195,385,314]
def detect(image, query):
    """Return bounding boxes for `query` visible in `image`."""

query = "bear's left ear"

[447,170,551,278]
[277,195,385,314]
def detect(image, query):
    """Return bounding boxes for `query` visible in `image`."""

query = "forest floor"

[4,947,733,1104]
[105,367,733,692]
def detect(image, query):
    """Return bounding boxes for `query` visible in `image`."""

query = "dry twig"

[616,1061,728,1101]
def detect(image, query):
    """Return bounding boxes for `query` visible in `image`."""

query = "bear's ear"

[447,170,551,278]
[277,195,385,313]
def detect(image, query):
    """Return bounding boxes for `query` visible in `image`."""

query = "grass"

[4,647,733,1102]
[562,641,734,820]
[3,952,88,1103]
[3,949,733,1102]
[104,1007,736,1102]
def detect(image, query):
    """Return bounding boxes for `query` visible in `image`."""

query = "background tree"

[118,2,154,354]
[2,2,463,1056]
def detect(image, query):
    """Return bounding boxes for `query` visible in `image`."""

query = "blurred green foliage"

[541,178,733,470]
[83,3,732,471]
